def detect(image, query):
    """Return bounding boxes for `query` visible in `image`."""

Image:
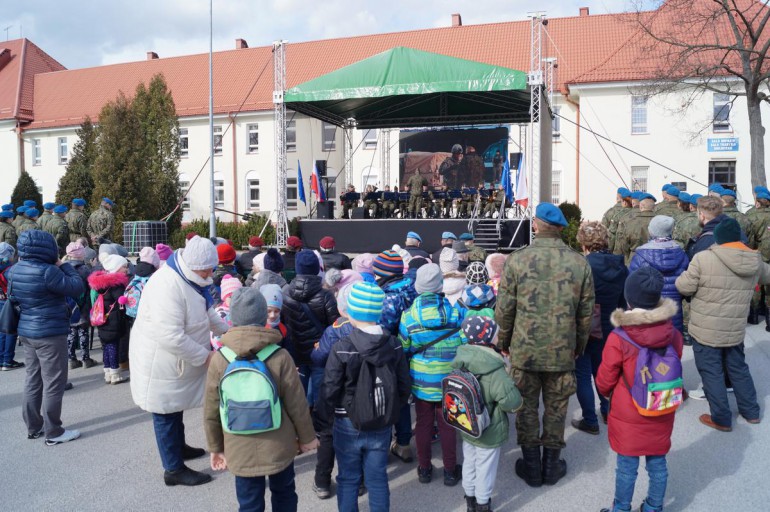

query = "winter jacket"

[312,318,354,368]
[586,251,628,341]
[87,271,129,342]
[0,221,17,248]
[323,328,412,420]
[210,304,231,350]
[16,218,39,235]
[281,274,339,366]
[130,251,229,414]
[451,344,522,448]
[399,292,466,401]
[269,322,295,362]
[687,214,747,260]
[404,245,431,259]
[320,250,352,271]
[66,260,92,325]
[596,300,683,457]
[442,271,467,305]
[676,242,770,348]
[629,240,688,332]
[377,274,417,335]
[7,230,84,339]
[204,325,316,477]
[212,264,242,303]
[251,269,287,290]
[235,248,261,279]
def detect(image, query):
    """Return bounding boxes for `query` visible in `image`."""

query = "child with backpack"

[209,275,243,350]
[457,283,496,320]
[88,254,131,384]
[204,287,317,512]
[449,317,522,512]
[259,284,294,358]
[323,281,412,512]
[124,246,160,322]
[64,241,97,369]
[596,267,684,512]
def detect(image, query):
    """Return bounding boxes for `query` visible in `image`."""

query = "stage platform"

[300,219,530,254]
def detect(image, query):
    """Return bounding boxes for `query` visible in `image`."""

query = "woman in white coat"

[130,236,228,486]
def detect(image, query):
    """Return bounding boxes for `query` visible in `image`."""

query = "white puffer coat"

[130,254,228,414]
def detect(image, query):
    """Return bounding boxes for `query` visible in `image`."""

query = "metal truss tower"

[380,129,391,186]
[273,40,289,246]
[343,118,356,187]
[528,13,546,209]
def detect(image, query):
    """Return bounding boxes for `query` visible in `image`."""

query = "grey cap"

[648,215,675,238]
[98,243,118,256]
[112,244,128,257]
[83,247,97,264]
[230,287,268,327]
[415,263,444,294]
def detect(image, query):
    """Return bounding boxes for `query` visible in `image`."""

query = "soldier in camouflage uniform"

[672,193,702,248]
[606,189,633,253]
[340,184,358,219]
[17,208,40,235]
[495,203,594,488]
[615,194,657,265]
[459,233,487,263]
[0,211,17,248]
[439,144,463,190]
[720,189,752,236]
[408,173,427,218]
[746,189,770,325]
[87,198,115,248]
[654,185,682,218]
[483,186,504,218]
[601,187,630,227]
[12,206,27,231]
[46,205,70,256]
[37,202,55,231]
[66,198,89,243]
[363,184,379,218]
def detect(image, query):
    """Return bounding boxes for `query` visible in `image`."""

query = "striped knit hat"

[372,250,404,278]
[346,281,385,323]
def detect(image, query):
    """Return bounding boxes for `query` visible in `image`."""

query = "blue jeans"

[0,331,17,365]
[151,411,186,472]
[693,340,759,427]
[575,338,609,426]
[297,363,311,403]
[333,417,391,512]
[309,365,324,408]
[234,463,297,512]
[612,454,667,512]
[394,402,412,446]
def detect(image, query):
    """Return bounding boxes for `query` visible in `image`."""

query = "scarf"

[166,251,214,309]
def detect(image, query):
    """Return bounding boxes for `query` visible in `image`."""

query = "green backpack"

[219,344,282,435]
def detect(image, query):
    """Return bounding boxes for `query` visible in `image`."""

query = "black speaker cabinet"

[316,201,335,219]
[351,207,365,219]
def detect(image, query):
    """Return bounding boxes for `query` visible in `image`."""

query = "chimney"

[579,7,590,16]
[0,48,10,71]
[452,13,462,27]
[146,51,159,60]
[235,38,249,49]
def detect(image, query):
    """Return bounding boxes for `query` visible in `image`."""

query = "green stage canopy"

[284,47,530,129]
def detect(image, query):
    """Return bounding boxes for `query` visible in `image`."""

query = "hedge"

[168,215,303,249]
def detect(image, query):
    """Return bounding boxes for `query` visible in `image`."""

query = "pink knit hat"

[339,269,363,289]
[139,247,160,268]
[352,253,374,274]
[66,242,85,260]
[220,274,243,301]
[155,243,173,261]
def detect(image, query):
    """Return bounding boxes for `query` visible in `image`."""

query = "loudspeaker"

[351,207,365,219]
[315,159,327,177]
[316,201,335,219]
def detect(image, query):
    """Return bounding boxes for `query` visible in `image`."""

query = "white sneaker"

[103,368,111,384]
[689,388,707,400]
[110,369,128,385]
[727,387,734,393]
[45,429,81,446]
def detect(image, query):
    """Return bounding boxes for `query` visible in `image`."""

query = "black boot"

[182,444,205,460]
[163,465,212,486]
[465,495,477,512]
[515,446,542,487]
[476,500,492,512]
[541,447,567,485]
[766,311,770,332]
[748,306,759,325]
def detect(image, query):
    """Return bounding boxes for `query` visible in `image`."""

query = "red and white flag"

[515,153,529,208]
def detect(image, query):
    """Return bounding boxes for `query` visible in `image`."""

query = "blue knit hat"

[295,249,320,276]
[53,205,68,214]
[43,202,55,210]
[372,250,404,278]
[26,208,40,218]
[72,198,86,206]
[263,248,284,273]
[535,203,568,227]
[346,281,385,323]
[625,266,664,309]
[23,200,36,208]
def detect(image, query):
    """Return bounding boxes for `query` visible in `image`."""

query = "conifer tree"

[11,171,43,209]
[55,117,98,212]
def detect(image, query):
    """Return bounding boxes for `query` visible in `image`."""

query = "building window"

[713,93,732,132]
[322,122,336,151]
[286,121,296,152]
[708,160,736,187]
[247,177,260,210]
[552,107,561,140]
[247,124,259,154]
[671,182,687,192]
[363,129,377,150]
[58,137,68,165]
[631,166,649,192]
[551,169,561,203]
[179,180,190,211]
[32,139,41,165]
[213,126,223,155]
[287,177,298,209]
[214,179,225,208]
[179,128,189,158]
[631,96,648,134]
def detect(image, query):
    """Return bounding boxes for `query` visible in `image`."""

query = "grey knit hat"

[230,287,268,327]
[648,215,675,239]
[415,263,444,294]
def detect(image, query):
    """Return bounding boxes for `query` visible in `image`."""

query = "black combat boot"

[748,306,759,325]
[476,500,492,512]
[465,495,477,512]
[515,446,542,487]
[541,447,567,485]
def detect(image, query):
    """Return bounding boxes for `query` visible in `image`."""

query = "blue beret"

[720,188,737,198]
[757,191,770,201]
[689,193,703,205]
[459,233,474,241]
[441,232,457,240]
[0,211,14,219]
[535,203,568,227]
[16,206,27,213]
[708,183,724,193]
[1,204,12,211]
[629,191,642,200]
[53,205,68,214]
[72,198,86,206]
[43,202,55,210]
[641,193,657,202]
[678,192,691,203]
[406,231,422,242]
[617,187,632,198]
[23,200,36,208]
[26,208,40,218]
[754,185,765,193]
[661,184,670,192]
[666,186,680,197]
[102,197,114,206]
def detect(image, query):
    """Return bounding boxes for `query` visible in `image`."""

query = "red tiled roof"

[0,39,65,122]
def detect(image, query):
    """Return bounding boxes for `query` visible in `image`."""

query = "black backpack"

[345,335,400,431]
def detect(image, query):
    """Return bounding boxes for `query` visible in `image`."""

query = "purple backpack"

[612,328,683,417]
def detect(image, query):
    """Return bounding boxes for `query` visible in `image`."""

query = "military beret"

[72,198,86,206]
[441,232,457,240]
[459,233,474,241]
[630,191,643,200]
[16,206,27,213]
[26,208,40,218]
[720,188,737,198]
[754,185,766,193]
[0,211,14,219]
[666,186,680,197]
[406,231,422,242]
[708,183,724,193]
[617,187,632,198]
[1,204,12,211]
[535,203,568,227]
[641,193,657,202]
[757,191,770,201]
[54,205,68,214]
[102,197,115,206]
[689,193,703,206]
[43,202,55,210]
[678,192,691,203]
[23,200,36,208]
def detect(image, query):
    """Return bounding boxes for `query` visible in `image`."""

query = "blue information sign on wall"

[708,138,739,152]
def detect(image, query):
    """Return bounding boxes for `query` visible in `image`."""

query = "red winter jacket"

[596,299,683,457]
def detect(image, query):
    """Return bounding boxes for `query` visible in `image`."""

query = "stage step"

[472,219,501,252]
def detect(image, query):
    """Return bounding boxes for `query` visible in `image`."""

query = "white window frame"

[631,166,649,192]
[713,93,732,133]
[286,121,297,152]
[322,122,336,152]
[363,129,377,150]
[246,123,259,154]
[286,177,298,209]
[32,139,42,165]
[247,175,260,210]
[551,169,562,204]
[58,137,68,165]
[179,128,189,158]
[179,180,191,211]
[213,125,223,156]
[214,177,225,208]
[552,107,561,140]
[631,95,648,134]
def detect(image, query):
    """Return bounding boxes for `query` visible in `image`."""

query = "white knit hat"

[253,252,267,272]
[102,254,128,273]
[181,236,218,271]
[139,247,160,268]
[439,247,459,274]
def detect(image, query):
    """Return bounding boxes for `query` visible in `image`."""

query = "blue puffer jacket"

[629,239,689,332]
[586,251,628,341]
[8,230,84,339]
[378,274,417,335]
[311,318,354,368]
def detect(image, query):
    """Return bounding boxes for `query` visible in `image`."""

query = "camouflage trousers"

[511,369,577,449]
[408,196,423,217]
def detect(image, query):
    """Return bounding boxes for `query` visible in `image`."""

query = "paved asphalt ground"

[1,326,769,512]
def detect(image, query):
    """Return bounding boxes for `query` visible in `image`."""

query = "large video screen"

[398,126,509,190]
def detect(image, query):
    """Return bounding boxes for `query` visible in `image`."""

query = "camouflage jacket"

[722,206,752,239]
[12,216,24,230]
[607,206,632,253]
[654,200,680,219]
[87,206,115,242]
[37,212,53,231]
[408,174,427,196]
[468,245,487,263]
[616,210,655,265]
[0,221,17,247]
[672,211,700,248]
[16,218,38,235]
[495,233,595,372]
[65,209,88,241]
[747,208,770,250]
[45,215,70,251]
[601,203,623,228]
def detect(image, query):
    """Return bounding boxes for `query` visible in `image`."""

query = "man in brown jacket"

[205,287,317,511]
[676,217,770,432]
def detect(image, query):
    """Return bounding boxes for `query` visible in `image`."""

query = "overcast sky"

[5,0,618,69]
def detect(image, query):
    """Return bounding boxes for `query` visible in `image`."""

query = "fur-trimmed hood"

[610,298,678,349]
[88,270,130,291]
